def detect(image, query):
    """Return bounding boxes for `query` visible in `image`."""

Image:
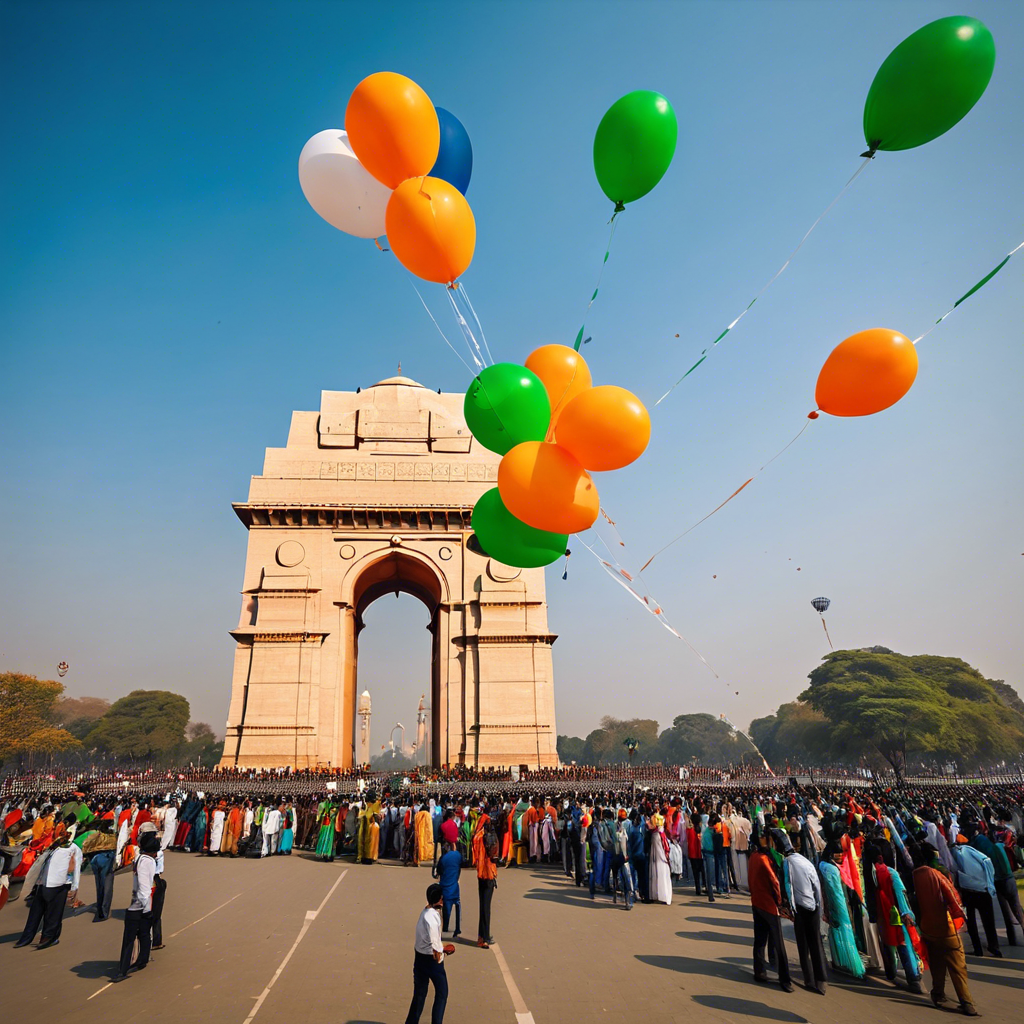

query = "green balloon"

[472,488,567,569]
[863,16,995,153]
[593,90,677,209]
[463,363,550,456]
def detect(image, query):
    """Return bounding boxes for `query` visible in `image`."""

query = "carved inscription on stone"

[304,461,494,482]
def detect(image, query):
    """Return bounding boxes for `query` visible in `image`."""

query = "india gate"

[220,375,560,770]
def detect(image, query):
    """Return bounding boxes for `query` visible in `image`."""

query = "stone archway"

[220,375,560,770]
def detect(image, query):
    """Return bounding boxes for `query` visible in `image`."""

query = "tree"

[178,722,224,766]
[556,734,586,763]
[657,713,757,766]
[584,718,660,764]
[86,690,190,761]
[800,649,1024,780]
[749,702,834,767]
[0,672,80,765]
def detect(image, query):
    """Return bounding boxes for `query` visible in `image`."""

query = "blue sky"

[2,0,1021,750]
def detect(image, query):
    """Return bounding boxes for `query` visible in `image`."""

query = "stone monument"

[220,375,559,770]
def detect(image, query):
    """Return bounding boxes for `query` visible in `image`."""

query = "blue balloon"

[429,107,473,195]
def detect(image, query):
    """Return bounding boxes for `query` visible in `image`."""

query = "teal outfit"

[819,861,865,978]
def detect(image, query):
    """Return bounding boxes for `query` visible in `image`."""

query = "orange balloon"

[498,441,600,535]
[815,328,918,417]
[524,345,592,435]
[345,72,439,189]
[555,385,651,471]
[385,176,476,284]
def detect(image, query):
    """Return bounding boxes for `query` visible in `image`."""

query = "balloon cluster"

[299,73,476,286]
[468,345,650,568]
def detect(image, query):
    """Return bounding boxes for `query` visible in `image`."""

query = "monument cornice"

[452,633,558,647]
[233,502,474,530]
[229,628,329,645]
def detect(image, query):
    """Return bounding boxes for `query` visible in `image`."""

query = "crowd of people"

[1,772,1022,1016]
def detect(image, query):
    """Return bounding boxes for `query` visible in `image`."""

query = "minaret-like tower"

[415,693,429,766]
[356,689,372,766]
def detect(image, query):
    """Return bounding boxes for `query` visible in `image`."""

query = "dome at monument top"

[369,375,425,388]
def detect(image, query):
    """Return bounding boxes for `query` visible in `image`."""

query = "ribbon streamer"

[641,419,813,572]
[821,616,834,651]
[577,510,721,681]
[655,157,873,405]
[573,216,620,351]
[913,239,1024,345]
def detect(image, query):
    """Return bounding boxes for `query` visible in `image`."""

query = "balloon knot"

[860,141,880,159]
[612,201,625,214]
[448,281,459,291]
[807,410,820,420]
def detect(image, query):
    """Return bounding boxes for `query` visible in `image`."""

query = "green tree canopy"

[556,734,586,763]
[749,702,835,766]
[86,689,190,760]
[800,649,1024,778]
[657,713,758,765]
[1,672,80,765]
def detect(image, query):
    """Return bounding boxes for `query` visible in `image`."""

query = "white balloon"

[298,129,391,239]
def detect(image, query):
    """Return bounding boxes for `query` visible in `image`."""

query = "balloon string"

[718,714,776,777]
[641,418,814,572]
[821,616,834,651]
[455,284,495,366]
[446,286,488,369]
[411,284,478,375]
[573,215,620,351]
[655,156,874,406]
[912,239,1024,345]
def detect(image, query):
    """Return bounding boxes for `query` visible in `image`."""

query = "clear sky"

[2,0,1022,753]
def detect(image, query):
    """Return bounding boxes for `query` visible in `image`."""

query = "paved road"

[1,853,1020,1024]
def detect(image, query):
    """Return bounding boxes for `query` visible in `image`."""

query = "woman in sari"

[872,858,924,992]
[314,800,336,860]
[414,804,435,866]
[647,813,673,905]
[278,802,294,854]
[819,842,866,978]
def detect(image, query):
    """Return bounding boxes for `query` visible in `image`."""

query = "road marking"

[489,942,536,1024]
[86,889,248,1000]
[241,869,347,1024]
[170,890,245,938]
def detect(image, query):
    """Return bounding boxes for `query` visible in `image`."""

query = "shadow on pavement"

[70,960,117,980]
[635,953,747,983]
[675,929,749,946]
[688,915,750,928]
[690,994,807,1022]
[522,888,620,909]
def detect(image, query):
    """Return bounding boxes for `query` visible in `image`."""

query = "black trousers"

[19,884,69,944]
[963,888,1000,952]
[571,834,585,886]
[752,906,791,987]
[152,875,167,946]
[404,951,448,1024]
[689,857,705,894]
[995,876,1020,945]
[477,877,495,940]
[793,905,828,992]
[118,908,153,977]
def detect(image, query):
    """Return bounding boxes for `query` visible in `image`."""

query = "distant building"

[357,689,372,765]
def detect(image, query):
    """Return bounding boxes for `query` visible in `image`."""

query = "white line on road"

[241,868,347,1024]
[87,889,248,1000]
[170,890,246,938]
[489,942,536,1024]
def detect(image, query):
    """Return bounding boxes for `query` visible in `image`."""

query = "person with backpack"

[472,804,499,948]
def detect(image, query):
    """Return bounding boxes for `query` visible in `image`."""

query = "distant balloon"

[57,661,69,677]
[811,597,831,615]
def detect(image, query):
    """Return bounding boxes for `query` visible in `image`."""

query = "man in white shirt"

[262,803,283,856]
[14,825,82,949]
[776,829,828,995]
[114,829,160,981]
[404,883,454,1024]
